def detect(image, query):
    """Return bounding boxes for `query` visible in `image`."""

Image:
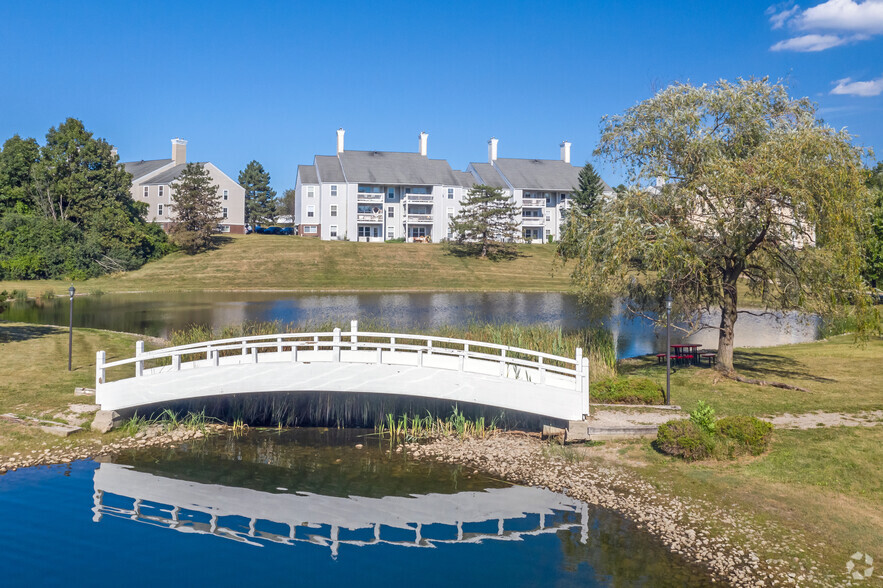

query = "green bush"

[690,400,716,433]
[717,415,773,456]
[655,419,715,461]
[591,377,664,404]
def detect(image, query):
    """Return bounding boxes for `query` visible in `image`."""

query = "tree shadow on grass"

[733,350,836,384]
[443,243,527,261]
[0,323,64,344]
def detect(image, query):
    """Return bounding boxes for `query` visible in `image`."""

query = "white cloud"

[770,33,849,50]
[798,0,883,34]
[830,75,883,96]
[768,0,883,51]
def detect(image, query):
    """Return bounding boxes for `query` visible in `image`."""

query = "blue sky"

[1,0,881,190]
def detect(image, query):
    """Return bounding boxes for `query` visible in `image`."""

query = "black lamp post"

[68,285,75,371]
[665,294,672,406]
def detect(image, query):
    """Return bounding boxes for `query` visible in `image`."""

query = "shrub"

[655,420,715,461]
[592,377,664,404]
[690,400,716,433]
[717,415,773,456]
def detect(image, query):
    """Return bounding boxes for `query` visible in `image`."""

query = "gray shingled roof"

[315,156,345,183]
[140,163,204,185]
[469,163,508,189]
[338,151,458,185]
[452,170,477,188]
[123,159,172,180]
[492,158,582,191]
[297,164,319,184]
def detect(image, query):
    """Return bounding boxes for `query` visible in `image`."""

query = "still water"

[4,291,819,357]
[0,429,713,587]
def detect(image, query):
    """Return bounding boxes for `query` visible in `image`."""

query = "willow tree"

[562,78,872,377]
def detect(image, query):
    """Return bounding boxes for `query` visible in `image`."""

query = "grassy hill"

[0,235,576,294]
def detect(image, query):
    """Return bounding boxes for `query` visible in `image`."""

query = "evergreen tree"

[238,160,276,226]
[169,163,221,253]
[448,184,520,259]
[571,162,605,215]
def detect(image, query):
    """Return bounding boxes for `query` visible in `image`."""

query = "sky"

[1,0,881,190]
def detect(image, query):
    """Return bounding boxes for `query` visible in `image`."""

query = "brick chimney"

[171,138,187,165]
[560,140,571,164]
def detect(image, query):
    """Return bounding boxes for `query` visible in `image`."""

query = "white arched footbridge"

[96,321,590,422]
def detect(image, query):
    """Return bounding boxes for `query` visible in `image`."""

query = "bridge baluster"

[172,354,181,371]
[313,335,319,352]
[135,341,144,377]
[574,347,583,392]
[499,349,506,377]
[417,349,423,367]
[96,350,105,387]
[539,356,546,384]
[427,340,432,355]
[205,346,211,361]
[333,328,341,362]
[212,349,219,367]
[390,337,396,352]
[277,337,282,353]
[291,344,298,363]
[350,320,358,350]
[251,348,258,364]
[241,341,247,356]
[376,347,383,364]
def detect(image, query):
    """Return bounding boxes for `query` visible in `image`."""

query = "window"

[545,195,551,205]
[387,227,394,239]
[387,207,394,218]
[447,188,454,199]
[387,188,395,200]
[358,226,371,238]
[330,204,338,217]
[157,204,163,216]
[223,189,228,201]
[304,225,317,234]
[217,225,230,233]
[545,213,551,221]
[143,186,149,198]
[307,187,315,198]
[158,185,164,198]
[331,185,338,197]
[330,225,338,238]
[222,207,228,219]
[307,205,315,218]
[358,185,383,193]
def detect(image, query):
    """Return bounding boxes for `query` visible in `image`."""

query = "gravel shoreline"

[411,434,841,588]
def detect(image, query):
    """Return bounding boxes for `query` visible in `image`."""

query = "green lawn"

[0,235,574,294]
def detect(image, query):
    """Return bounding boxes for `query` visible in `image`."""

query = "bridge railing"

[97,320,590,413]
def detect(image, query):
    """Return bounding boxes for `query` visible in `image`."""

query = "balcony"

[357,193,384,203]
[522,198,545,208]
[403,194,434,203]
[521,217,545,227]
[406,214,434,223]
[357,212,383,223]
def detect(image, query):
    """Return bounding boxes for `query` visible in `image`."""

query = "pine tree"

[169,163,221,253]
[238,160,276,227]
[448,184,520,259]
[571,162,605,215]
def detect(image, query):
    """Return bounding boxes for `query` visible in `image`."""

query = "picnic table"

[671,343,701,365]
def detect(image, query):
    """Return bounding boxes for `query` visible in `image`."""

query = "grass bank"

[0,235,573,294]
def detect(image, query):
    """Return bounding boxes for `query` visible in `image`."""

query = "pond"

[0,429,714,586]
[3,291,819,358]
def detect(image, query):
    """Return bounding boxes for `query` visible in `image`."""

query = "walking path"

[588,407,883,430]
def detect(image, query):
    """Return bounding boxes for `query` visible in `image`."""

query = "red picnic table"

[670,344,700,365]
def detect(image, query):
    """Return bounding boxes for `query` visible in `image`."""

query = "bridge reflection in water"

[92,463,588,558]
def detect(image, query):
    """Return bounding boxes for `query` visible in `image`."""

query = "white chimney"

[110,147,118,159]
[418,131,428,156]
[171,138,187,166]
[488,137,498,163]
[560,140,571,164]
[336,128,345,154]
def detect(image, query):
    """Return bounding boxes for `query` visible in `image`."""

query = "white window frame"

[387,227,394,239]
[143,186,149,198]
[223,189,229,201]
[387,188,395,200]
[222,207,228,219]
[304,225,317,234]
[157,203,163,216]
[307,187,315,198]
[330,224,338,238]
[158,185,164,198]
[330,204,338,217]
[331,185,338,197]
[447,188,454,199]
[387,207,394,218]
[307,205,315,218]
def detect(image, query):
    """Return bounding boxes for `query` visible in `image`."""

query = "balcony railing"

[357,193,384,203]
[404,194,434,203]
[521,217,545,227]
[522,198,545,207]
[357,213,383,223]
[406,214,434,223]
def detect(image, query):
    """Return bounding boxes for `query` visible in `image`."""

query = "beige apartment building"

[122,139,246,234]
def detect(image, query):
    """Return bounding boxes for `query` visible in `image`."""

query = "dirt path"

[589,407,883,430]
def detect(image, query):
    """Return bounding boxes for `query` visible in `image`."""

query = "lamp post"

[665,294,672,406]
[68,285,75,371]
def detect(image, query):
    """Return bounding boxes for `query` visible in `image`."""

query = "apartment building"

[122,139,246,234]
[468,138,614,243]
[295,130,473,242]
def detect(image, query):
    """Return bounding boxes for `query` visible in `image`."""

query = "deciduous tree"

[448,185,520,259]
[563,78,873,378]
[864,162,883,289]
[238,160,276,226]
[169,163,221,253]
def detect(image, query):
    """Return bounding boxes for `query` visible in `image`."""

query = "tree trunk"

[716,278,739,373]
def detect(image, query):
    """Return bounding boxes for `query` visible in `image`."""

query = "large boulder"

[91,410,122,433]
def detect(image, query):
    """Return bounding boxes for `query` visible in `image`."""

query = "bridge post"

[276,337,282,353]
[499,349,506,377]
[575,347,583,393]
[251,348,258,363]
[212,349,219,367]
[582,356,590,416]
[538,356,546,383]
[96,350,105,387]
[390,337,396,352]
[459,344,468,371]
[376,347,383,364]
[350,320,358,350]
[417,349,423,367]
[172,354,181,371]
[291,343,298,363]
[333,328,341,362]
[241,340,247,356]
[135,341,144,377]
